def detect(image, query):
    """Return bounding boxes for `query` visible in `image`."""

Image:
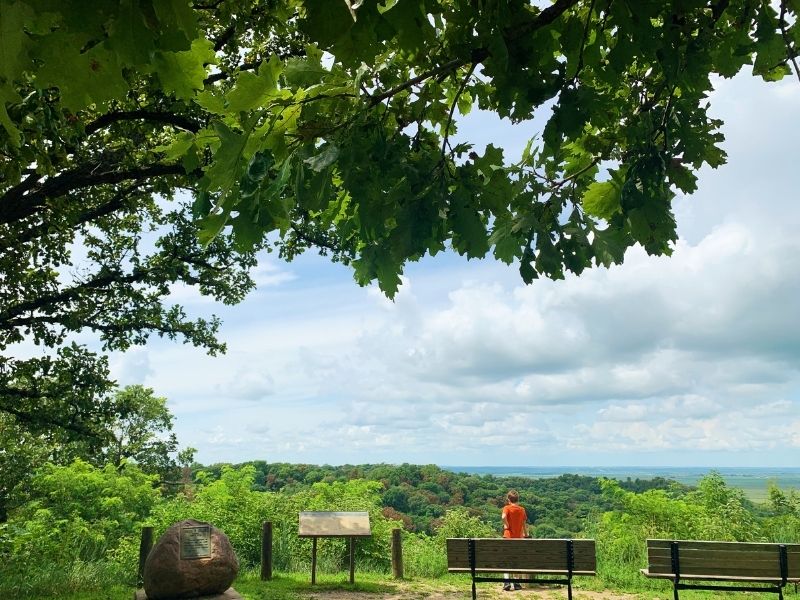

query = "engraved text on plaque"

[180,524,212,559]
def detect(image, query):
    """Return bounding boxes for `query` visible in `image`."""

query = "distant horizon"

[197,458,800,471]
[442,465,800,470]
[441,465,800,501]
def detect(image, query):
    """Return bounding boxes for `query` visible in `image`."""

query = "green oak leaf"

[519,248,538,283]
[535,232,563,279]
[0,87,22,146]
[197,211,227,246]
[376,252,402,298]
[295,163,334,211]
[246,151,273,183]
[283,54,328,87]
[382,0,433,54]
[489,216,521,264]
[204,121,249,207]
[753,6,789,81]
[0,1,33,84]
[377,0,400,14]
[667,160,698,194]
[154,38,215,100]
[592,226,628,267]
[35,36,128,111]
[107,0,155,65]
[582,180,621,220]
[304,144,339,172]
[450,197,489,259]
[155,131,194,161]
[301,0,354,48]
[230,209,263,251]
[153,0,197,50]
[252,153,294,215]
[226,55,282,113]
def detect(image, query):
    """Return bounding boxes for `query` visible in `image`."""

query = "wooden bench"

[641,539,800,600]
[447,538,596,600]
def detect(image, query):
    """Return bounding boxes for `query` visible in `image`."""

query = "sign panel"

[180,524,212,559]
[299,511,372,537]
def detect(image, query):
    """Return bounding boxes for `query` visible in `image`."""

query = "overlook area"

[3,460,800,598]
[1,0,799,598]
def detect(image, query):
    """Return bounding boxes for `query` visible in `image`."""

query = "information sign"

[299,511,372,537]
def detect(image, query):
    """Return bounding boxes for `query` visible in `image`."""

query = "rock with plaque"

[137,519,240,600]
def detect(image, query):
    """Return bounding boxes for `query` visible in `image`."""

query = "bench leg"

[567,580,572,600]
[471,577,477,600]
[672,581,679,600]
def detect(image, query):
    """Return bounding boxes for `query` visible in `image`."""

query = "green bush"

[150,468,402,574]
[402,506,498,578]
[401,533,445,577]
[0,459,159,596]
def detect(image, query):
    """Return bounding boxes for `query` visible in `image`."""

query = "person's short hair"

[507,490,519,503]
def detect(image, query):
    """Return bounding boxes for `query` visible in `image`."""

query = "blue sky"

[109,70,800,468]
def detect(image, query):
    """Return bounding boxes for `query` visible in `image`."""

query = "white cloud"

[218,369,274,401]
[251,258,297,289]
[110,348,154,385]
[146,70,800,466]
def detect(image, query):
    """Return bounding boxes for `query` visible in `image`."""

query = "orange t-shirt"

[502,503,527,538]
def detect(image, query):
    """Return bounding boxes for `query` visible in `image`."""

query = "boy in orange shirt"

[502,489,528,591]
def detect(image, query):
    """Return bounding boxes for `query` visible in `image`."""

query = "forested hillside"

[198,461,691,535]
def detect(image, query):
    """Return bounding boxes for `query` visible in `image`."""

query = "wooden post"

[349,536,355,584]
[391,528,403,579]
[138,526,154,585]
[260,521,273,581]
[311,537,318,584]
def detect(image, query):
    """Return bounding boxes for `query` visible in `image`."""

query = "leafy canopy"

[0,0,798,432]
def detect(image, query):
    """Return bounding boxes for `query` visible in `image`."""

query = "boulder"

[143,519,238,600]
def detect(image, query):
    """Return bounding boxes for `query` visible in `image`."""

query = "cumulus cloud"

[110,348,154,385]
[218,369,274,402]
[154,70,800,466]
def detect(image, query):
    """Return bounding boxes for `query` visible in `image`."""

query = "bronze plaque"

[180,524,212,559]
[298,511,372,537]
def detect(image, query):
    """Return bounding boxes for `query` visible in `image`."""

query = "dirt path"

[302,581,644,600]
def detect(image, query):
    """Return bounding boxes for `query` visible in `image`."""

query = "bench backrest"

[447,538,596,573]
[645,539,800,580]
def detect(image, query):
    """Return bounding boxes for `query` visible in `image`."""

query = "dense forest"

[199,461,688,536]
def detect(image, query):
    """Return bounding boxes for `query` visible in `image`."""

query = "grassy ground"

[233,571,799,600]
[20,570,800,600]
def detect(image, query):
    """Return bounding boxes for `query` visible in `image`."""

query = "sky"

[108,69,800,468]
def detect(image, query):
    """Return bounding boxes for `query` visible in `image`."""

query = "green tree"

[689,471,758,541]
[1,0,798,435]
[0,384,186,520]
[99,385,179,473]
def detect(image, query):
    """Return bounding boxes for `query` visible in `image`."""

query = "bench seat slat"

[647,556,799,577]
[649,548,800,566]
[450,567,596,575]
[641,569,800,584]
[647,539,800,553]
[649,550,800,564]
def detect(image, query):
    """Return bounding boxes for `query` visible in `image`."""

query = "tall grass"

[0,559,129,598]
